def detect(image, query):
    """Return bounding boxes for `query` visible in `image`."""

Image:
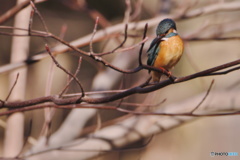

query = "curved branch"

[23,90,240,160]
[1,58,240,109]
[1,1,240,74]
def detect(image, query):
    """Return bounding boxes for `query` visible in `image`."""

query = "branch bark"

[1,57,239,109]
[1,1,240,74]
[23,89,240,160]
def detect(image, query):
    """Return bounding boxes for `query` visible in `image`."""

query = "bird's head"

[156,18,177,38]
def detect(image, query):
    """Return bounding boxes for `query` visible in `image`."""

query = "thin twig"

[59,57,83,97]
[91,24,129,56]
[30,1,49,33]
[112,99,166,108]
[111,37,148,53]
[175,59,240,83]
[138,23,148,66]
[185,37,240,41]
[1,57,239,109]
[62,89,127,97]
[45,44,85,98]
[28,9,34,35]
[190,79,215,113]
[0,101,240,118]
[90,17,99,54]
[110,24,128,53]
[5,73,19,101]
[0,0,240,74]
[116,107,240,117]
[0,21,239,74]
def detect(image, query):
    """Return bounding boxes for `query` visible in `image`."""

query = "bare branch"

[30,1,49,33]
[138,23,148,66]
[110,24,128,54]
[45,44,85,97]
[28,8,34,35]
[0,57,240,109]
[89,17,99,54]
[1,1,240,159]
[190,79,214,113]
[117,107,240,117]
[5,73,19,101]
[59,57,83,97]
[22,90,240,160]
[1,1,240,74]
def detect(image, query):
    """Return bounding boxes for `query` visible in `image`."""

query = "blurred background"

[0,0,240,159]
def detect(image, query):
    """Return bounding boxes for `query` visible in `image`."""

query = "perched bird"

[147,18,184,82]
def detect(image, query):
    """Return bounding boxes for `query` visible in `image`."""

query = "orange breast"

[153,35,184,70]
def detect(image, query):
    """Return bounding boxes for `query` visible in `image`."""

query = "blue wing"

[147,37,161,66]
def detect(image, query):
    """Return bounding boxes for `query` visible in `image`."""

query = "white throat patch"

[161,37,169,41]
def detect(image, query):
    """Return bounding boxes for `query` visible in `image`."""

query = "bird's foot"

[148,81,159,85]
[162,69,176,82]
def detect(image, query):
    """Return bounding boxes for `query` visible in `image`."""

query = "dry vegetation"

[0,0,240,160]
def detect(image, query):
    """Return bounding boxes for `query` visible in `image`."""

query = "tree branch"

[1,57,240,109]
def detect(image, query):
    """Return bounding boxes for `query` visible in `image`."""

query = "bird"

[147,18,184,82]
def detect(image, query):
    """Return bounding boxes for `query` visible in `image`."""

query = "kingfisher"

[147,18,184,82]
